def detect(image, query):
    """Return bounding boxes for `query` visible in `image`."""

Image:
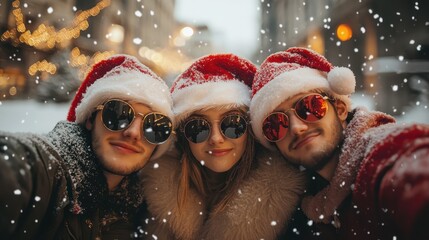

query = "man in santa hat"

[0,54,174,239]
[250,47,429,239]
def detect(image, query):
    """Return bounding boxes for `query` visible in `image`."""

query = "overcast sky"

[174,0,260,59]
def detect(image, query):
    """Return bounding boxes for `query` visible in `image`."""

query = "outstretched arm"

[0,133,59,237]
[355,124,429,239]
[378,130,429,239]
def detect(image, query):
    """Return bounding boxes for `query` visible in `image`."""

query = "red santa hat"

[170,53,256,124]
[67,54,174,157]
[250,47,356,148]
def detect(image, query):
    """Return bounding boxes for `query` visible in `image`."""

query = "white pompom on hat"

[250,47,356,148]
[67,54,174,158]
[170,53,257,125]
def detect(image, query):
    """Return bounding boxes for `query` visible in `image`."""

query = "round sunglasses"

[182,114,248,144]
[96,99,173,145]
[262,94,331,142]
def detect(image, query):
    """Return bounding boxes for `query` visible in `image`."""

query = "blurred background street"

[1,0,428,133]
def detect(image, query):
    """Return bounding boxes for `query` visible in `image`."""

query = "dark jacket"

[284,107,429,240]
[140,144,306,240]
[0,121,146,239]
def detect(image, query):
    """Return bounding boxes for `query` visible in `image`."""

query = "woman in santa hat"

[140,53,306,239]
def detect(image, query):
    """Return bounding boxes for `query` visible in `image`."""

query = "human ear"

[85,117,93,130]
[334,99,348,122]
[85,112,98,130]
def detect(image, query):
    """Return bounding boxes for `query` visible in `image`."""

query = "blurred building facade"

[257,0,429,116]
[174,24,214,59]
[0,0,189,101]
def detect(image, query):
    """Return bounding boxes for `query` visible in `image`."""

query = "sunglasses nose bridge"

[288,111,309,135]
[288,108,305,122]
[122,115,143,140]
[207,120,225,144]
[278,109,297,126]
[135,112,145,119]
[135,112,149,139]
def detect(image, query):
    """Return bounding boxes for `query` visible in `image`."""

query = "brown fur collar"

[301,107,395,226]
[141,145,305,239]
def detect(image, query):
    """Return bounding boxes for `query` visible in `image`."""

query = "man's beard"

[91,134,151,176]
[283,116,345,172]
[304,141,342,172]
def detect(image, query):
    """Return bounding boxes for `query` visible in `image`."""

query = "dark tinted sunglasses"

[262,94,330,142]
[182,114,248,144]
[96,99,173,145]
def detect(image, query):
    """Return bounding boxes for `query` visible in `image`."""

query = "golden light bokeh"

[2,0,110,50]
[1,0,111,77]
[336,24,353,41]
[1,0,186,79]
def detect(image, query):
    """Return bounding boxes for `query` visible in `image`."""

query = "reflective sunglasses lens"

[220,115,247,139]
[102,100,134,131]
[262,113,289,142]
[143,113,173,144]
[295,95,328,122]
[184,119,210,143]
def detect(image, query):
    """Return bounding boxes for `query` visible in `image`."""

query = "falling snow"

[0,2,429,238]
[133,38,142,45]
[135,10,142,17]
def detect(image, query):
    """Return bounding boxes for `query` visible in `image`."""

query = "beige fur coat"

[140,145,306,240]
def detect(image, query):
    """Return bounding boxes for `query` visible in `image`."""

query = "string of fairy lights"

[1,0,112,76]
[1,0,191,90]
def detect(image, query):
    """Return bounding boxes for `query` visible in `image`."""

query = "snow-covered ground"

[0,99,71,133]
[0,92,428,134]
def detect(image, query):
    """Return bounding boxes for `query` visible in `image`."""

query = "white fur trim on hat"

[250,67,353,149]
[75,69,173,123]
[172,80,251,125]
